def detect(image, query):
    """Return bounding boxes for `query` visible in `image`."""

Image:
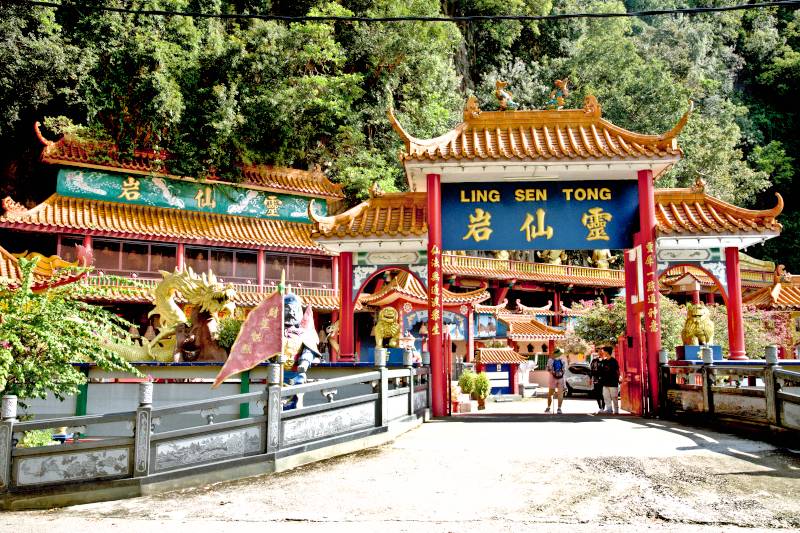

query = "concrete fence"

[0,362,430,510]
[660,347,800,433]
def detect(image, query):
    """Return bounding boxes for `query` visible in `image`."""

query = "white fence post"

[133,382,153,478]
[265,363,282,453]
[0,395,17,492]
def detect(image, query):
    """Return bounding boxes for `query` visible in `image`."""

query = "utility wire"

[11,0,800,23]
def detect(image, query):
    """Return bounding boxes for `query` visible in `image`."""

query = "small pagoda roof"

[358,271,489,308]
[742,267,800,310]
[388,94,691,188]
[1,195,324,253]
[474,300,510,315]
[498,314,565,341]
[35,123,345,200]
[475,347,528,365]
[310,192,427,251]
[0,245,88,291]
[655,181,783,249]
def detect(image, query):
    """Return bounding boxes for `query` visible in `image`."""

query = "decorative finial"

[464,95,482,120]
[583,94,601,117]
[545,79,570,110]
[368,182,385,198]
[690,176,706,193]
[495,81,518,111]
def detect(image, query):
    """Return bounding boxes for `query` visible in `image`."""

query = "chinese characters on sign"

[442,181,638,251]
[57,168,326,223]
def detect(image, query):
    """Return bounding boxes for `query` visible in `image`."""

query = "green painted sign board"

[56,168,327,223]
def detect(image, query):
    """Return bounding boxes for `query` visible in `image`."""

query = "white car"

[565,362,594,396]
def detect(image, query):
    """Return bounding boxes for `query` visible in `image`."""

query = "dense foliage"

[1,1,799,268]
[0,258,140,399]
[573,296,776,358]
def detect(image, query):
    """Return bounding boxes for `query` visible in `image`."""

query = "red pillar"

[81,235,93,265]
[553,290,562,327]
[176,243,185,271]
[624,247,644,410]
[466,307,474,363]
[427,173,446,417]
[706,292,715,305]
[330,255,340,361]
[638,168,661,414]
[338,251,355,359]
[691,289,701,305]
[725,247,747,360]
[256,249,265,288]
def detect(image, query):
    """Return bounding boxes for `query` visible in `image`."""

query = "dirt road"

[2,398,799,532]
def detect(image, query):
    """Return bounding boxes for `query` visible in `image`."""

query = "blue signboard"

[441,181,639,250]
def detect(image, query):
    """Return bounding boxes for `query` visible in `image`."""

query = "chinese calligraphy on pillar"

[427,245,443,338]
[643,241,659,333]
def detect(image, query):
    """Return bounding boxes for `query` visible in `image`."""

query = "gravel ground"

[2,397,799,532]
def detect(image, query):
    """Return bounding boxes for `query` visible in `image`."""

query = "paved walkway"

[3,398,799,532]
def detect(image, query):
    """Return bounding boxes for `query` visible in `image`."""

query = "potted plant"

[456,370,477,413]
[474,372,491,410]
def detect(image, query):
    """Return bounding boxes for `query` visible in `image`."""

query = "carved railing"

[0,365,430,499]
[441,253,625,285]
[661,357,800,432]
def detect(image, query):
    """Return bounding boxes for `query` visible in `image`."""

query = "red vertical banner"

[638,169,662,414]
[427,173,446,417]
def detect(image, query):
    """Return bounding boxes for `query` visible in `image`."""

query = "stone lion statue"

[373,307,401,348]
[682,302,715,346]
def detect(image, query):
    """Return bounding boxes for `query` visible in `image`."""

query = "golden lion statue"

[682,302,715,345]
[373,307,400,349]
[588,249,616,270]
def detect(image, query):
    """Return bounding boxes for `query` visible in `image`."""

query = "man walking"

[590,351,605,412]
[545,348,568,414]
[598,345,620,414]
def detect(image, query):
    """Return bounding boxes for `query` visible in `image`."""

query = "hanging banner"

[56,168,326,223]
[441,180,638,251]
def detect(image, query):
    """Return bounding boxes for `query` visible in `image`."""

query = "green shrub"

[217,318,243,351]
[474,372,491,399]
[458,371,476,395]
[18,429,56,448]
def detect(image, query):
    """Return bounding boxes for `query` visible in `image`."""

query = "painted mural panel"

[153,426,262,472]
[15,447,129,486]
[282,402,375,446]
[57,168,326,223]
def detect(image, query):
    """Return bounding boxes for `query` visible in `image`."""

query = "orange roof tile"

[498,314,565,341]
[310,192,427,240]
[476,347,528,365]
[474,300,509,315]
[35,124,344,200]
[388,96,690,163]
[655,182,783,238]
[358,271,489,308]
[1,194,325,253]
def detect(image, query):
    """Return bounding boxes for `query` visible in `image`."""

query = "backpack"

[551,358,565,379]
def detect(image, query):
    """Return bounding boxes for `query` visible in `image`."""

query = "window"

[264,255,286,282]
[186,248,208,274]
[94,240,121,270]
[289,256,311,283]
[150,245,177,272]
[311,257,332,285]
[236,252,258,280]
[58,236,84,263]
[122,242,148,272]
[211,250,234,277]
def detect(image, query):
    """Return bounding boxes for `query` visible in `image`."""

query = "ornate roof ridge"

[388,96,692,162]
[359,270,489,306]
[34,122,344,199]
[655,188,784,219]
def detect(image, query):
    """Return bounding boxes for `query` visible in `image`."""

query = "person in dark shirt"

[598,345,620,414]
[589,352,605,412]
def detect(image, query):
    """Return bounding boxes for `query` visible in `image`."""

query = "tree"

[0,259,140,400]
